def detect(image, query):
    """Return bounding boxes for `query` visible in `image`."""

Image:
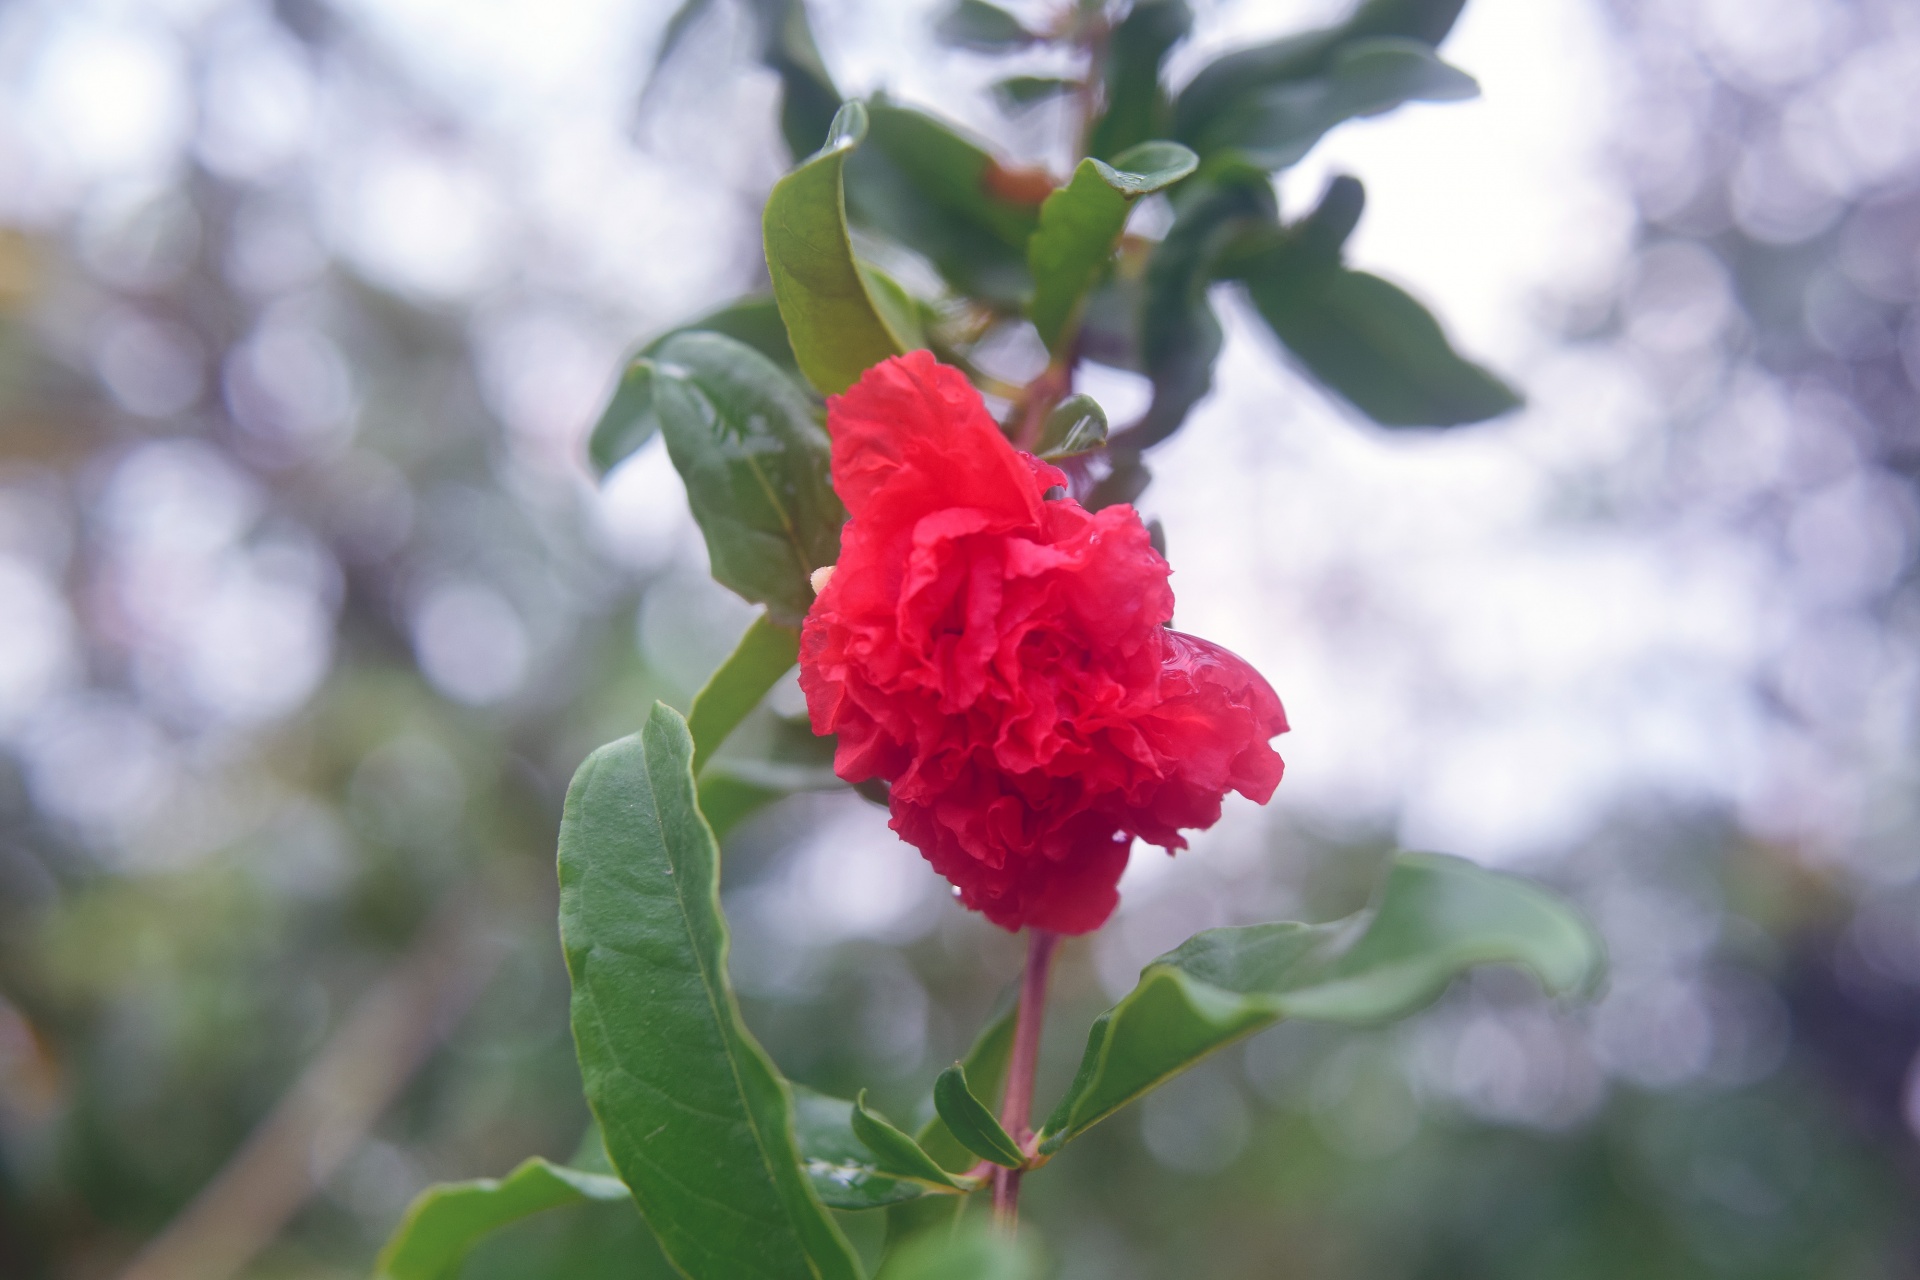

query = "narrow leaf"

[748,0,844,161]
[651,330,844,623]
[856,259,932,352]
[688,612,802,775]
[932,1066,1023,1169]
[852,1092,968,1191]
[935,0,1034,52]
[374,1158,631,1280]
[1027,142,1196,352]
[695,772,788,842]
[588,359,660,479]
[1034,394,1108,460]
[1173,0,1467,143]
[1246,264,1520,426]
[1086,0,1192,160]
[993,76,1078,111]
[638,0,718,108]
[1101,163,1274,472]
[792,1086,932,1211]
[558,704,862,1280]
[914,1003,1016,1172]
[765,101,910,395]
[1195,38,1478,170]
[1037,852,1602,1153]
[884,1001,1017,1250]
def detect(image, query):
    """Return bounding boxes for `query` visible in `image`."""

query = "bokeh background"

[3,0,1920,1276]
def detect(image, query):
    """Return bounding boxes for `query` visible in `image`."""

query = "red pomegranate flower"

[799,352,1288,934]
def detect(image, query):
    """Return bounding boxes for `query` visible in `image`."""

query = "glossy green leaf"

[1037,852,1603,1153]
[687,612,801,775]
[558,704,862,1280]
[992,76,1078,111]
[1034,394,1108,460]
[1245,261,1520,427]
[1193,38,1478,170]
[587,296,798,479]
[845,101,1044,306]
[852,1092,970,1191]
[932,1066,1022,1169]
[765,101,910,396]
[1173,0,1466,143]
[373,1158,630,1280]
[792,1086,933,1211]
[879,1221,1042,1280]
[650,330,843,623]
[1086,0,1191,160]
[1028,142,1198,352]
[935,0,1033,51]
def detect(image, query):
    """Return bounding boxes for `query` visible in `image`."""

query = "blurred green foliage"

[0,0,1918,1276]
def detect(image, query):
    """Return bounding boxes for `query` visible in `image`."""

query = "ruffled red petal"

[800,353,1287,934]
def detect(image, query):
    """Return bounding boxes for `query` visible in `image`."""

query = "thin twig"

[116,872,528,1280]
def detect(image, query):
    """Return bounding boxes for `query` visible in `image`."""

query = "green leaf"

[864,102,1046,248]
[1100,163,1274,473]
[851,1092,970,1191]
[846,101,1044,306]
[792,1086,933,1211]
[587,296,798,479]
[650,330,844,623]
[588,359,661,480]
[687,612,802,775]
[878,1220,1042,1280]
[1193,38,1478,170]
[558,704,862,1280]
[676,295,801,374]
[882,1001,1016,1252]
[932,1066,1023,1169]
[1086,0,1191,160]
[695,772,789,841]
[856,259,932,352]
[914,1003,1015,1172]
[1245,261,1520,427]
[644,0,840,164]
[765,101,911,396]
[1034,394,1108,460]
[1027,142,1197,352]
[935,0,1034,51]
[373,1158,631,1280]
[1075,272,1144,372]
[750,0,845,162]
[992,76,1078,111]
[1173,0,1467,143]
[1037,852,1603,1153]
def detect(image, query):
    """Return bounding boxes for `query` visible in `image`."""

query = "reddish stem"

[992,928,1060,1231]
